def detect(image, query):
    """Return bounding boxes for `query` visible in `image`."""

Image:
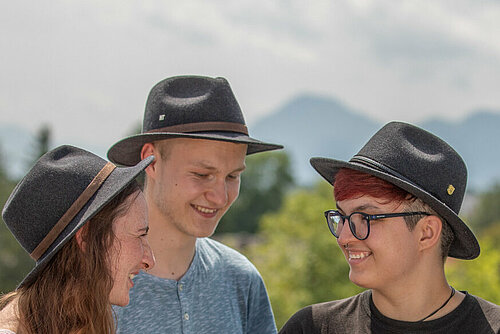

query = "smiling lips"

[348,251,371,261]
[192,204,218,215]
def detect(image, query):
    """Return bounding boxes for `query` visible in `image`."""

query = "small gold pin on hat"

[159,114,165,121]
[447,184,455,195]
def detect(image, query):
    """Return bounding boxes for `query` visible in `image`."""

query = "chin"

[111,298,129,307]
[348,271,372,289]
[191,224,219,238]
[109,292,130,307]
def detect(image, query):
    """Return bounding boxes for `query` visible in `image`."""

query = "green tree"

[24,124,52,173]
[217,151,294,234]
[0,145,33,293]
[33,124,51,161]
[446,236,500,304]
[467,182,500,232]
[245,182,363,328]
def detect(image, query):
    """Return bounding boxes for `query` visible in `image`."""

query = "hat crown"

[355,122,467,214]
[2,145,108,254]
[143,76,246,132]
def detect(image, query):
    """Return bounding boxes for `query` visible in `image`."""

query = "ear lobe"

[418,215,442,253]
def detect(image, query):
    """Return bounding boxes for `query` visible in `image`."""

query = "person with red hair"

[280,122,500,333]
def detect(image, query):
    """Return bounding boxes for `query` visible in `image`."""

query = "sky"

[1,0,500,156]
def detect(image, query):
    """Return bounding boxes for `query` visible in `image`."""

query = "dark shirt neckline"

[368,290,472,331]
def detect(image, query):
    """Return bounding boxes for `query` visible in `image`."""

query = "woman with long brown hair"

[0,145,155,334]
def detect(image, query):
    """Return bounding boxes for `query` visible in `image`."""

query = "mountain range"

[251,94,500,191]
[1,94,499,191]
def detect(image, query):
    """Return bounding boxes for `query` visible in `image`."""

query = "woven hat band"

[30,162,116,260]
[146,121,249,135]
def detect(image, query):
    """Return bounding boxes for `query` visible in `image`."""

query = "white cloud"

[0,0,499,154]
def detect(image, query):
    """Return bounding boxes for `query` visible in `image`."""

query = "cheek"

[227,181,241,205]
[112,240,143,275]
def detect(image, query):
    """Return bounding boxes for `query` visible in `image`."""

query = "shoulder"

[309,292,368,319]
[0,299,18,334]
[471,294,500,312]
[197,238,259,277]
[280,292,369,333]
[469,294,500,319]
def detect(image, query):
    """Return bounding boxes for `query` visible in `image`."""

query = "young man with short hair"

[108,76,282,333]
[280,121,500,333]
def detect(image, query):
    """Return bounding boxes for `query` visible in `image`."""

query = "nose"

[205,178,228,207]
[336,220,357,247]
[141,239,155,271]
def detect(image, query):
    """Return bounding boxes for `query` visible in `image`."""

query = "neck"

[371,268,463,321]
[145,199,197,281]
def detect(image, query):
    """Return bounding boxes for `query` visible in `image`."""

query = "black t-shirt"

[279,290,500,334]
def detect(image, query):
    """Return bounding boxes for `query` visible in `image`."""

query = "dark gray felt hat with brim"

[310,121,479,260]
[2,145,154,288]
[107,75,283,166]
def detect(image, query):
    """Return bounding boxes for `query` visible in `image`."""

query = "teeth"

[129,274,135,280]
[349,252,368,260]
[194,205,217,214]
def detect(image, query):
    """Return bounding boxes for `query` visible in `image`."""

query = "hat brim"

[18,156,154,289]
[107,131,283,166]
[310,157,480,260]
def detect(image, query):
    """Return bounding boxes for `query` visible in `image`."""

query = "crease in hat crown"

[107,75,283,166]
[1,145,153,288]
[309,121,479,260]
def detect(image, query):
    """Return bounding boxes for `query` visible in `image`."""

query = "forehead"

[158,138,247,162]
[336,195,403,213]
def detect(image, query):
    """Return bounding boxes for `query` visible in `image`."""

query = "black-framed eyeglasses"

[324,210,431,240]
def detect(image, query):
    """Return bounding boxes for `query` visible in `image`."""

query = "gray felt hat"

[107,75,283,166]
[2,145,154,288]
[310,121,479,260]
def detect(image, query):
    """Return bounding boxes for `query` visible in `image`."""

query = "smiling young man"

[280,122,500,333]
[107,76,282,334]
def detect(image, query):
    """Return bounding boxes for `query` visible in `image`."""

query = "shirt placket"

[178,280,192,333]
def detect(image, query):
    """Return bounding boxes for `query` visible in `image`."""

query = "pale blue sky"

[1,0,499,150]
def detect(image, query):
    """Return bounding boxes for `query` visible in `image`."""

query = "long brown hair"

[0,181,141,334]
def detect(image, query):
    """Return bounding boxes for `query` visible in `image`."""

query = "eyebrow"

[336,203,380,214]
[191,161,246,173]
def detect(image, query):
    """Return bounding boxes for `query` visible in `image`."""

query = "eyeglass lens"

[327,212,369,239]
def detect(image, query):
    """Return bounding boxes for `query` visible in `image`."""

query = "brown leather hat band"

[30,162,116,261]
[147,121,248,135]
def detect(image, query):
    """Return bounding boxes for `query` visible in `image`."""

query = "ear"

[141,143,157,177]
[75,227,87,251]
[417,215,442,253]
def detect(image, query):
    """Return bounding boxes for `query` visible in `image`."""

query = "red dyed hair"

[334,168,410,203]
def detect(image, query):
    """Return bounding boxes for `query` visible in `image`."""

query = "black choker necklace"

[418,286,456,322]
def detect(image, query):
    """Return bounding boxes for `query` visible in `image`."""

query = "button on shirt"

[114,238,277,334]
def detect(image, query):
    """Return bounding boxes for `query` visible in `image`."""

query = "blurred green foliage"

[217,151,294,234]
[1,137,500,329]
[468,183,500,232]
[0,145,34,293]
[446,237,500,303]
[230,180,500,329]
[243,182,364,328]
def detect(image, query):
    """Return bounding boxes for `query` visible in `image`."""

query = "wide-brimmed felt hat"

[2,145,154,288]
[107,75,283,166]
[310,121,479,260]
